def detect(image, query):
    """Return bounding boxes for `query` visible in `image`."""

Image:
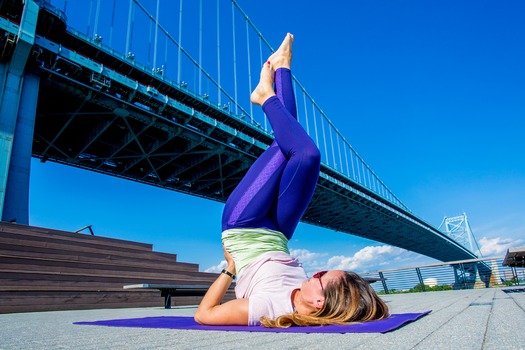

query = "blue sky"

[31,0,525,275]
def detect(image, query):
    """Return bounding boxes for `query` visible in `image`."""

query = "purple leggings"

[221,68,321,239]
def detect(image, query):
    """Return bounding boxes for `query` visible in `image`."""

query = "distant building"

[423,278,438,287]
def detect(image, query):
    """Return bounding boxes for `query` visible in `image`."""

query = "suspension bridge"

[0,0,483,266]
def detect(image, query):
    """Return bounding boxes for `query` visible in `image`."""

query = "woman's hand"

[194,245,247,326]
[223,245,236,276]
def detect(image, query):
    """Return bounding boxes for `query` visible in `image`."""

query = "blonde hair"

[260,271,389,328]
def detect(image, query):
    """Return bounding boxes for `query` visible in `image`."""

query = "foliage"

[377,283,453,295]
[410,284,453,292]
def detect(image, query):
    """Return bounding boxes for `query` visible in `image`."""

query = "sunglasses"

[313,270,328,291]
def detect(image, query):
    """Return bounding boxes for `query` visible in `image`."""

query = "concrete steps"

[0,222,223,314]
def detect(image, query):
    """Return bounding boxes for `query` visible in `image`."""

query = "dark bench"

[363,277,385,283]
[124,284,234,309]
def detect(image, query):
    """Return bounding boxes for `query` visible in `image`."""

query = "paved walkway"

[0,287,523,350]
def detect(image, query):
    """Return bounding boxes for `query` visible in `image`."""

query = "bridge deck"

[0,287,523,349]
[0,1,479,263]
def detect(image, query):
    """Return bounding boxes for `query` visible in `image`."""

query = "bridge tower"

[439,213,481,257]
[0,0,40,224]
[439,213,489,288]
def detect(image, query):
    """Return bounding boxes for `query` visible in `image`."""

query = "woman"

[194,33,388,328]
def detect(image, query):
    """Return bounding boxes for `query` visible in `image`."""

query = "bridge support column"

[0,0,39,224]
[1,72,40,224]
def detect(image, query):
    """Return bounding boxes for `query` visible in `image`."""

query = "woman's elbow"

[194,310,205,324]
[194,309,213,325]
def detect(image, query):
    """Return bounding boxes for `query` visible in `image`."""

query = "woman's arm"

[194,246,249,325]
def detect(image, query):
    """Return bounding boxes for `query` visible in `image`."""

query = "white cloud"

[292,245,421,276]
[289,248,326,262]
[478,236,524,256]
[326,245,408,272]
[289,248,328,274]
[204,245,432,277]
[205,260,227,273]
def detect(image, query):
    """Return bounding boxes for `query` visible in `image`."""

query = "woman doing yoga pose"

[194,33,389,328]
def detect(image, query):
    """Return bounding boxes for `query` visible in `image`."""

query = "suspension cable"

[320,111,328,164]
[350,145,356,180]
[148,20,152,67]
[245,20,253,120]
[258,36,264,128]
[177,0,183,83]
[87,0,93,35]
[125,0,133,54]
[302,92,309,135]
[343,144,350,177]
[312,103,320,148]
[164,35,168,74]
[329,125,336,168]
[93,0,101,36]
[198,0,203,94]
[216,0,221,104]
[153,0,160,70]
[231,0,274,52]
[231,2,238,114]
[109,0,116,47]
[293,80,300,124]
[131,0,252,119]
[336,135,343,173]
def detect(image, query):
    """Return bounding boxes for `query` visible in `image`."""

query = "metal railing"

[360,256,524,294]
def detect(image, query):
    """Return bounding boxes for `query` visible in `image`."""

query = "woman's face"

[300,270,345,309]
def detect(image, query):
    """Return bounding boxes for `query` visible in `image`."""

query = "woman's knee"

[302,142,321,168]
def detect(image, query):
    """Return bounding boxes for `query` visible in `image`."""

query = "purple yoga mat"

[74,311,431,333]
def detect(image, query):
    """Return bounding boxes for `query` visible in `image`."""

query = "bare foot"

[250,62,276,105]
[268,33,294,69]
